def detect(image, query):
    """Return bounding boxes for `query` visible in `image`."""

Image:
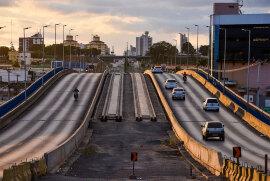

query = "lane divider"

[177,70,270,138]
[144,70,223,176]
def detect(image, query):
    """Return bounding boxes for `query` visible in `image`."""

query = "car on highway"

[151,66,163,74]
[203,98,220,112]
[165,79,177,89]
[171,87,185,100]
[201,121,225,141]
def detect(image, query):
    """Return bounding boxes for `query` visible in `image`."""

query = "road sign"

[233,147,241,158]
[131,152,138,161]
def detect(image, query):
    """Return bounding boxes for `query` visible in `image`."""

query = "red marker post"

[129,152,138,179]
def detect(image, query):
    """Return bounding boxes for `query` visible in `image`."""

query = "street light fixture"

[54,23,60,61]
[23,26,31,99]
[185,27,190,68]
[42,25,50,78]
[206,25,210,77]
[242,29,251,104]
[173,39,177,67]
[69,28,74,69]
[63,24,67,66]
[194,24,199,68]
[220,28,227,93]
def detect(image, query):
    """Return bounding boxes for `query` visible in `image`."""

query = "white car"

[201,121,225,141]
[203,98,219,112]
[165,79,177,89]
[151,66,163,74]
[172,87,185,100]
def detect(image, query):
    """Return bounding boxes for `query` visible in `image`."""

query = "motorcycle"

[74,92,79,101]
[183,75,187,83]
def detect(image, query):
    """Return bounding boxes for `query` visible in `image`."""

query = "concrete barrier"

[144,70,223,176]
[177,70,270,138]
[44,70,108,172]
[0,69,73,130]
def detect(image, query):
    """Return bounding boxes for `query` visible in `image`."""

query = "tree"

[199,45,209,56]
[181,42,196,55]
[148,41,178,65]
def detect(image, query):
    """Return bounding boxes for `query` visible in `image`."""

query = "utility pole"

[206,25,210,78]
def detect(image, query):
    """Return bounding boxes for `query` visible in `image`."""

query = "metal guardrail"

[0,67,63,118]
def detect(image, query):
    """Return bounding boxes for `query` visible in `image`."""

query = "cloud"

[0,0,269,54]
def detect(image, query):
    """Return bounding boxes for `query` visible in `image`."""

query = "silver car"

[203,98,220,112]
[172,87,185,100]
[165,79,177,89]
[201,121,225,141]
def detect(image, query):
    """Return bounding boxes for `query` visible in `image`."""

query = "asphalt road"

[0,73,101,176]
[155,73,270,170]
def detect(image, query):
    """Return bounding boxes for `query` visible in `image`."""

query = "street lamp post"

[23,26,31,99]
[195,24,199,68]
[173,39,177,67]
[206,25,210,78]
[220,28,227,93]
[0,26,6,63]
[242,29,251,104]
[63,24,67,67]
[185,27,190,69]
[42,25,50,84]
[75,35,79,71]
[54,23,60,61]
[69,28,74,69]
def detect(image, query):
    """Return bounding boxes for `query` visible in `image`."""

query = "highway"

[0,73,101,175]
[155,73,270,169]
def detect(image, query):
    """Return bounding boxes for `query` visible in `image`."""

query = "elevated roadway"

[0,73,101,175]
[155,73,270,170]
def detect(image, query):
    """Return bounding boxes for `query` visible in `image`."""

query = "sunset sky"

[0,0,269,55]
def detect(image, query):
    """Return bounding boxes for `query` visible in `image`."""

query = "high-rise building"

[136,31,152,56]
[179,33,188,53]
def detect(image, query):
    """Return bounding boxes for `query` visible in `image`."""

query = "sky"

[0,0,269,55]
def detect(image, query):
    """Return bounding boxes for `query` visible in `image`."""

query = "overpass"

[0,67,269,180]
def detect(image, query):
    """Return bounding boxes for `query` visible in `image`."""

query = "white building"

[136,31,152,56]
[179,33,188,54]
[19,52,32,66]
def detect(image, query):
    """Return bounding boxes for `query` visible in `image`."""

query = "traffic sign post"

[233,147,241,165]
[129,152,138,179]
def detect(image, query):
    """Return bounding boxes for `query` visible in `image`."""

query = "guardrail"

[177,69,270,138]
[44,70,108,172]
[0,67,63,118]
[144,70,223,176]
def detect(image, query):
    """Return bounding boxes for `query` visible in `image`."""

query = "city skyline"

[0,0,269,55]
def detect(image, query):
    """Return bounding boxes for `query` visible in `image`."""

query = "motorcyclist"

[183,72,187,82]
[73,87,79,100]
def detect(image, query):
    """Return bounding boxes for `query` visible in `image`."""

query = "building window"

[253,38,269,42]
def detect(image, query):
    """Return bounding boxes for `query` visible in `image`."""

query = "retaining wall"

[144,70,223,176]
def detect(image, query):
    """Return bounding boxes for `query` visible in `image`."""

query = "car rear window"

[154,66,162,69]
[207,99,218,103]
[167,79,176,83]
[208,122,223,128]
[175,88,184,91]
